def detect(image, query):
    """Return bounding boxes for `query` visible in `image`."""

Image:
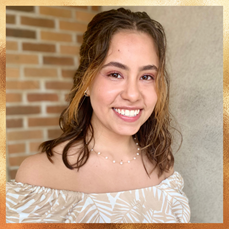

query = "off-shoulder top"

[6,171,190,223]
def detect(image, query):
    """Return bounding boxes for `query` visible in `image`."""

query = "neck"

[87,127,138,161]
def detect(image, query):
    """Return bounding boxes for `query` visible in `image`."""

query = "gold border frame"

[1,0,228,227]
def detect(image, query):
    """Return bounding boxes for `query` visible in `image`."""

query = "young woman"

[6,8,190,223]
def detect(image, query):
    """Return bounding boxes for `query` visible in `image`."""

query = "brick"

[6,68,19,78]
[62,69,76,78]
[59,21,87,32]
[75,11,96,22]
[8,143,25,154]
[39,6,72,18]
[6,6,34,12]
[6,93,22,103]
[45,81,72,90]
[28,117,59,127]
[91,6,100,11]
[6,106,40,115]
[6,118,23,128]
[64,93,69,101]
[6,54,38,64]
[30,141,42,152]
[6,14,15,24]
[6,28,36,39]
[43,56,74,66]
[77,34,83,43]
[48,128,63,139]
[21,16,55,28]
[6,81,40,90]
[7,130,43,141]
[41,31,72,42]
[27,93,58,102]
[22,42,56,53]
[9,156,28,167]
[6,41,18,51]
[9,170,18,180]
[24,68,57,77]
[60,45,80,55]
[47,105,67,114]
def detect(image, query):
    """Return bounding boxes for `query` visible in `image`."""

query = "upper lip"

[113,107,143,110]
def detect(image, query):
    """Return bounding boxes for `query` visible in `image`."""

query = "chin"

[114,126,141,136]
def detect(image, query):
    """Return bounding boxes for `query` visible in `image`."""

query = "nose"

[121,78,141,102]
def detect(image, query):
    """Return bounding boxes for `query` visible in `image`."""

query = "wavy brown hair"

[39,8,182,178]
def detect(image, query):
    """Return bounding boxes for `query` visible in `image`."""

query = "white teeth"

[114,108,140,117]
[130,110,135,117]
[125,110,130,116]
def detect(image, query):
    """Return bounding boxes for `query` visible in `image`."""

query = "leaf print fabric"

[6,171,190,223]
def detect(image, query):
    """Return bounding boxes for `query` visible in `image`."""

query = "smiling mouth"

[113,108,141,117]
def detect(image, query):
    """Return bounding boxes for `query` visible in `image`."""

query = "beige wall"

[102,6,223,223]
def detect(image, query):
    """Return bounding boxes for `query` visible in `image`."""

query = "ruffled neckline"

[7,171,183,196]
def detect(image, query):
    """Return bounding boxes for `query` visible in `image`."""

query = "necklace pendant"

[113,160,116,163]
[120,161,123,165]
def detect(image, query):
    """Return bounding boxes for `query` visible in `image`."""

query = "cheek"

[89,79,104,101]
[145,87,158,107]
[93,73,123,94]
[90,81,118,108]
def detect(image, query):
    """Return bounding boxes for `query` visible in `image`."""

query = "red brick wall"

[6,6,100,180]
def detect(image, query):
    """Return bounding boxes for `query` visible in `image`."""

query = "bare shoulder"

[52,139,83,155]
[15,153,53,185]
[15,140,83,188]
[164,165,174,179]
[142,151,174,180]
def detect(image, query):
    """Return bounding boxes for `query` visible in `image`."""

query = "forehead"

[110,30,155,48]
[104,30,159,67]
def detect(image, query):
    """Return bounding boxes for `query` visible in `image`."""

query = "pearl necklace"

[90,138,141,165]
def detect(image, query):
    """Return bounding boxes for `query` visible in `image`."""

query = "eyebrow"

[102,61,158,72]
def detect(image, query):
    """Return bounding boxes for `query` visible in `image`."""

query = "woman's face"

[88,30,159,136]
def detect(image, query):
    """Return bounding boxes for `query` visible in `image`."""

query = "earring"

[84,88,89,97]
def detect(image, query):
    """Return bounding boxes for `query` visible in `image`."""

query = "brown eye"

[112,73,120,78]
[108,72,122,78]
[141,75,154,80]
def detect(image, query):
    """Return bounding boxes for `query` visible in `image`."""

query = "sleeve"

[6,181,82,223]
[163,172,191,223]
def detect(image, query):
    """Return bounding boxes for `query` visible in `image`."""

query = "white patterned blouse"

[6,171,190,223]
